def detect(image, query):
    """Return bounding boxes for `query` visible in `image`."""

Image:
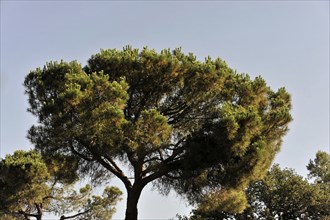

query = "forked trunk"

[125,186,143,220]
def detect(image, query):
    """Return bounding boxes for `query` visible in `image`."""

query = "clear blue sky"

[1,1,329,219]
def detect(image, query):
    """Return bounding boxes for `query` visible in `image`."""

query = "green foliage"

[307,151,330,219]
[186,152,330,220]
[43,153,79,185]
[24,46,292,218]
[0,150,50,213]
[80,186,123,220]
[250,165,316,219]
[0,150,122,220]
[194,188,248,217]
[57,185,122,220]
[307,151,330,184]
[244,161,330,220]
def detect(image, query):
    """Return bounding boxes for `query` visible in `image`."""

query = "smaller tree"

[0,150,122,220]
[245,165,316,219]
[307,151,330,184]
[185,151,330,220]
[306,151,330,219]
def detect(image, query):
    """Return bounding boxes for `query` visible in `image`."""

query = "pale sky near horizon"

[1,1,329,219]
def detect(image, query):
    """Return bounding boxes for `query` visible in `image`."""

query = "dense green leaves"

[307,151,330,219]
[307,151,330,184]
[250,165,316,219]
[0,150,50,215]
[185,152,330,220]
[0,150,122,220]
[24,46,292,219]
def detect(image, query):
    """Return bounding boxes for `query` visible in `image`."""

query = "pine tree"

[0,150,122,220]
[24,46,292,220]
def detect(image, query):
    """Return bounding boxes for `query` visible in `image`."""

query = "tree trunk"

[125,185,143,220]
[36,203,42,220]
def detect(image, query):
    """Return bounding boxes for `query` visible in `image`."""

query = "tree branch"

[162,103,188,117]
[59,209,91,220]
[35,203,42,217]
[71,139,132,190]
[42,195,55,202]
[142,159,183,186]
[103,155,125,175]
[94,155,132,189]
[16,210,38,219]
[143,156,163,164]
[141,144,185,176]
[70,144,94,162]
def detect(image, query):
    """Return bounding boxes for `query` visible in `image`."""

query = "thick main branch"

[96,155,132,189]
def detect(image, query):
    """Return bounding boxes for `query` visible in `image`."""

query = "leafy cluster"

[184,151,330,220]
[0,150,122,220]
[0,150,50,217]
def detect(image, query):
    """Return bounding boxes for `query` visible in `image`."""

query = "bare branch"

[103,155,125,175]
[60,209,91,220]
[143,156,163,164]
[71,139,132,189]
[94,154,132,190]
[42,195,55,202]
[142,159,183,186]
[15,210,38,219]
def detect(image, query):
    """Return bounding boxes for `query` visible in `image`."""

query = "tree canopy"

[185,151,330,220]
[307,151,330,184]
[24,46,292,220]
[0,150,122,220]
